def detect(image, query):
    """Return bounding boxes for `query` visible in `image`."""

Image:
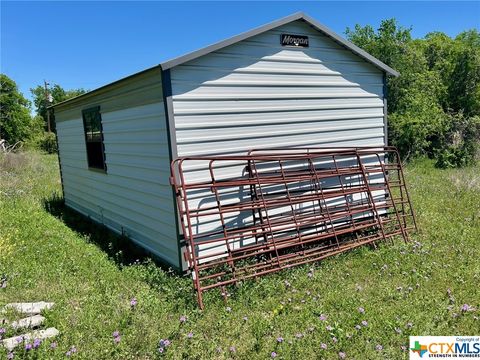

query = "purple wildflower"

[112,331,120,338]
[0,328,5,334]
[25,343,33,351]
[229,346,236,353]
[332,337,338,343]
[321,343,327,350]
[114,336,121,344]
[66,351,72,357]
[326,325,333,331]
[16,336,23,343]
[376,344,383,351]
[358,307,365,313]
[7,352,14,360]
[158,338,171,353]
[159,339,170,348]
[33,338,41,349]
[179,315,187,323]
[70,346,77,353]
[51,342,58,349]
[271,352,277,358]
[187,332,193,338]
[130,297,137,307]
[339,351,346,359]
[461,304,475,312]
[319,314,327,321]
[413,241,422,248]
[277,337,284,343]
[361,320,368,327]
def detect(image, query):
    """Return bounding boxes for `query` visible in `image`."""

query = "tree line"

[1,19,479,167]
[346,19,480,167]
[0,75,87,152]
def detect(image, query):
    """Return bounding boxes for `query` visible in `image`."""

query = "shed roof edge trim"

[160,12,399,76]
[52,12,399,111]
[51,65,162,110]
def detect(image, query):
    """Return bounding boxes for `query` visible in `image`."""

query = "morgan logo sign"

[281,34,309,47]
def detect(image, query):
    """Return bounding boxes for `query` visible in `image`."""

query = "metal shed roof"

[52,12,398,110]
[160,12,399,76]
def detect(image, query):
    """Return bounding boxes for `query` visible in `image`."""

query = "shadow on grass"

[43,193,199,309]
[43,192,174,271]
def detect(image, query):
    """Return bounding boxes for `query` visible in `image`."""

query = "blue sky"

[2,1,479,105]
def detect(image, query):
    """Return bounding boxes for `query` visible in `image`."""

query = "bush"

[435,113,480,168]
[35,132,58,154]
[390,108,480,168]
[388,88,447,159]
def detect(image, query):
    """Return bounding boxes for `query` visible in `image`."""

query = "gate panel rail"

[170,147,416,308]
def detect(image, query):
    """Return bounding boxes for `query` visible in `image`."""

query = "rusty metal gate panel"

[170,147,416,308]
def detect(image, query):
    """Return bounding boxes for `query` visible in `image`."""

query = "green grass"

[1,151,479,359]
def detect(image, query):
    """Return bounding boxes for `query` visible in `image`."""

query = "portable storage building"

[52,12,398,271]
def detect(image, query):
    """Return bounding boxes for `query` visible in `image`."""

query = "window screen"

[82,106,106,171]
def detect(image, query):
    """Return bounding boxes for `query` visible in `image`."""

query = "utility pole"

[44,80,52,133]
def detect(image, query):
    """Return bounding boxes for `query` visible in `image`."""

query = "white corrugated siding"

[170,20,386,263]
[56,100,179,268]
[171,20,385,161]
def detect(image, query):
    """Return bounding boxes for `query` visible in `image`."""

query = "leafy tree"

[448,30,480,116]
[346,20,480,167]
[346,19,415,113]
[0,74,42,145]
[30,84,87,132]
[423,32,454,70]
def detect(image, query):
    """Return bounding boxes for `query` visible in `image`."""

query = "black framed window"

[82,106,106,171]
